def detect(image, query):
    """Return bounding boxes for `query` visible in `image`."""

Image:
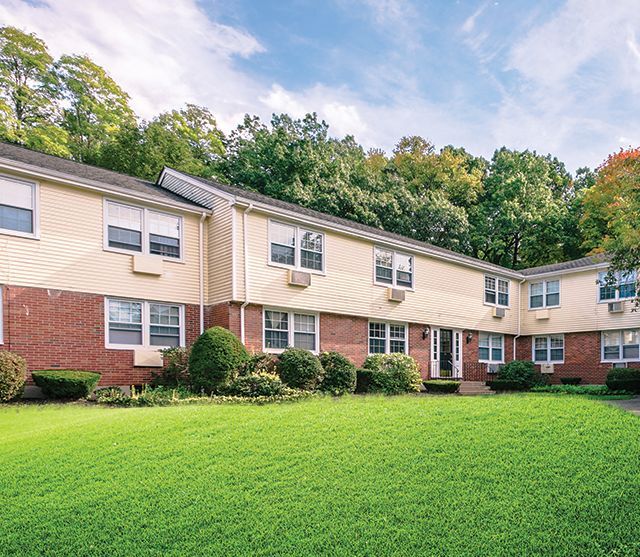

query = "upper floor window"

[598,271,637,302]
[106,298,183,349]
[484,275,509,307]
[602,329,640,361]
[0,175,37,238]
[374,248,413,288]
[478,332,503,363]
[368,321,407,354]
[263,309,318,352]
[269,221,324,272]
[533,334,564,363]
[529,279,560,309]
[105,201,182,259]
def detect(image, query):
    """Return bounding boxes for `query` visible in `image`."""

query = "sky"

[1,0,640,172]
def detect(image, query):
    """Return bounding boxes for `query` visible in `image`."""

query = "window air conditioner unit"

[288,270,311,287]
[540,363,554,374]
[612,362,628,369]
[493,307,506,318]
[608,301,623,313]
[488,363,502,374]
[388,288,405,302]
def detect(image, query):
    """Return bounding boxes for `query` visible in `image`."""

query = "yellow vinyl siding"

[521,270,640,334]
[242,211,519,333]
[207,196,234,304]
[0,177,202,304]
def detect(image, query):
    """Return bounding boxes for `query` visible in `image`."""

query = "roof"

[0,141,204,210]
[519,254,611,276]
[171,169,523,277]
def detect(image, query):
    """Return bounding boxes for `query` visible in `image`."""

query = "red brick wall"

[516,332,640,384]
[1,285,200,386]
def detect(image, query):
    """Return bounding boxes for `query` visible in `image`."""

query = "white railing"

[430,360,462,379]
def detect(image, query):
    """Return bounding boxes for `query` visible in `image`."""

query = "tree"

[581,148,640,287]
[0,26,68,156]
[56,54,135,164]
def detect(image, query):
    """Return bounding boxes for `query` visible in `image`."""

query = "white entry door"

[431,328,463,378]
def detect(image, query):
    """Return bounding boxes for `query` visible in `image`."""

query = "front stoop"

[458,380,494,395]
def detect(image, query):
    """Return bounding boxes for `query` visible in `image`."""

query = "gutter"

[240,204,254,344]
[198,212,208,334]
[513,276,526,360]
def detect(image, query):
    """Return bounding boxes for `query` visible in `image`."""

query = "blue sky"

[2,0,640,171]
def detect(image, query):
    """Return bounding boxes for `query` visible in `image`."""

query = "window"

[478,332,504,363]
[529,279,560,309]
[598,271,638,302]
[0,175,37,237]
[105,201,182,259]
[602,329,640,362]
[485,275,509,306]
[269,221,324,272]
[533,335,564,363]
[263,309,318,352]
[368,322,407,354]
[106,298,183,349]
[374,248,413,288]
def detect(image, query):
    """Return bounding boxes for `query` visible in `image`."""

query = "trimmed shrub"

[188,327,249,393]
[423,380,460,394]
[355,368,375,393]
[531,384,631,396]
[95,386,129,405]
[239,352,279,376]
[488,380,527,392]
[606,368,640,393]
[224,373,288,398]
[495,360,546,390]
[32,370,101,399]
[150,347,190,387]
[0,351,26,402]
[560,377,582,385]
[361,353,422,395]
[319,352,357,395]
[278,348,324,391]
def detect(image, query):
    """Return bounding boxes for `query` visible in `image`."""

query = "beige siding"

[0,176,202,304]
[241,211,519,333]
[521,270,640,335]
[207,196,234,304]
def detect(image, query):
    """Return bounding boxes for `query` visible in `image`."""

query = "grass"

[1,395,640,556]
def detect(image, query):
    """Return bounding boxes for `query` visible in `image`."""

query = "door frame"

[431,327,463,378]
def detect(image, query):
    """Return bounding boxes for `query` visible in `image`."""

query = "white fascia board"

[523,262,610,280]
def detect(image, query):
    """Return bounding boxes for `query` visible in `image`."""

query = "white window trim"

[104,297,185,350]
[103,199,184,262]
[367,320,410,355]
[528,278,561,310]
[478,332,505,364]
[597,270,638,303]
[0,174,40,240]
[484,274,510,308]
[0,286,3,344]
[372,246,415,290]
[532,334,565,364]
[600,329,640,363]
[267,219,325,275]
[262,307,320,354]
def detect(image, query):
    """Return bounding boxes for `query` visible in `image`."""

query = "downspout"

[240,204,254,344]
[198,212,207,334]
[513,277,526,361]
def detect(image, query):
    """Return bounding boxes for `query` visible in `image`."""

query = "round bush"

[0,351,26,402]
[423,380,460,394]
[362,353,422,394]
[224,373,287,398]
[560,377,582,385]
[496,360,546,390]
[278,348,324,391]
[32,370,101,399]
[188,327,249,393]
[606,368,640,393]
[319,352,356,395]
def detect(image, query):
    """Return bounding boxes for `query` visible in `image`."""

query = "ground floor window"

[478,332,503,363]
[106,298,184,349]
[368,321,407,355]
[533,334,564,363]
[602,329,640,362]
[263,309,318,353]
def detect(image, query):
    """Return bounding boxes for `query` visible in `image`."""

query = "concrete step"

[458,381,494,395]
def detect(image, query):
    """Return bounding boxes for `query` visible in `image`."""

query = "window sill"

[534,361,564,365]
[483,302,510,309]
[0,228,39,240]
[601,359,640,364]
[106,344,183,351]
[103,246,185,264]
[267,261,325,276]
[528,305,560,311]
[373,281,415,292]
[479,360,505,364]
[264,347,319,355]
[597,299,634,304]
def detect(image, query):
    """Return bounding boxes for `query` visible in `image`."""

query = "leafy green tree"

[55,54,135,163]
[0,26,68,156]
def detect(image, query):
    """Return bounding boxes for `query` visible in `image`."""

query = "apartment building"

[0,142,637,387]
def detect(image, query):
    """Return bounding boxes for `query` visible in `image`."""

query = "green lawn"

[1,395,640,556]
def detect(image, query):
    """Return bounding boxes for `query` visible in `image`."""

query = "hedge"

[278,348,324,391]
[319,352,356,395]
[360,354,422,395]
[32,370,101,399]
[606,368,640,393]
[0,351,26,402]
[423,380,460,394]
[560,377,582,385]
